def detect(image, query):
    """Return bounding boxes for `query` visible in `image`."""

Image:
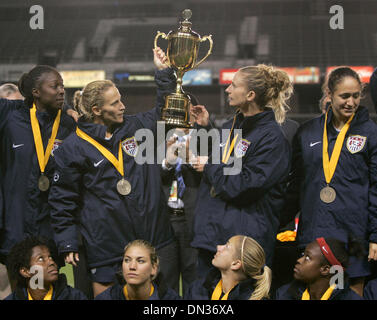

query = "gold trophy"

[154,9,213,128]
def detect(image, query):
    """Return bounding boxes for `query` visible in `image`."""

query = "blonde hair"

[123,240,160,280]
[238,64,293,124]
[0,83,20,99]
[238,236,272,300]
[78,80,115,120]
[72,90,83,115]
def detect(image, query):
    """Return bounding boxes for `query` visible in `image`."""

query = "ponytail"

[249,265,272,300]
[72,90,83,115]
[238,236,271,300]
[239,64,293,124]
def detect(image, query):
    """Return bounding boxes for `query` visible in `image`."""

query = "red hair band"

[316,237,345,270]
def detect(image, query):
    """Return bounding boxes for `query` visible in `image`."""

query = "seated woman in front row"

[275,237,364,300]
[184,235,272,300]
[95,240,180,300]
[5,236,87,300]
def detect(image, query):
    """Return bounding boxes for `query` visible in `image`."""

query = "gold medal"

[38,174,50,192]
[320,185,336,203]
[321,110,354,203]
[76,128,129,196]
[30,104,61,192]
[117,178,131,196]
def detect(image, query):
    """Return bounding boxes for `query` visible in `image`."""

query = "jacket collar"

[203,267,256,300]
[233,109,276,135]
[325,105,369,128]
[112,272,168,300]
[77,117,124,145]
[14,274,68,300]
[287,279,353,300]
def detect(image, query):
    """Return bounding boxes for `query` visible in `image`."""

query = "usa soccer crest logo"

[234,139,251,158]
[122,136,138,157]
[346,135,366,154]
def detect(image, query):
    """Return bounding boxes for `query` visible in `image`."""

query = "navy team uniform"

[48,68,176,282]
[364,278,377,300]
[275,280,363,300]
[282,106,377,278]
[5,274,87,300]
[0,99,75,263]
[191,110,291,274]
[94,274,181,300]
[184,267,261,300]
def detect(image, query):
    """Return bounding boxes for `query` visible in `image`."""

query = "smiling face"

[94,86,125,127]
[33,71,65,110]
[21,245,59,288]
[122,245,157,286]
[329,76,361,122]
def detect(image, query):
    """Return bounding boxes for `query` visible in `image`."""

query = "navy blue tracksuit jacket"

[275,280,363,300]
[184,267,259,300]
[364,278,377,300]
[5,274,87,300]
[0,99,76,260]
[48,68,176,269]
[95,274,181,300]
[282,106,377,263]
[191,110,291,267]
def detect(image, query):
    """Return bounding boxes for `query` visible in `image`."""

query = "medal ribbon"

[322,110,354,184]
[30,104,61,174]
[123,284,154,300]
[301,284,336,300]
[211,279,235,300]
[76,128,124,177]
[222,113,239,164]
[28,285,53,300]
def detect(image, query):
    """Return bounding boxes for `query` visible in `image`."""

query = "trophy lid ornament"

[154,9,213,128]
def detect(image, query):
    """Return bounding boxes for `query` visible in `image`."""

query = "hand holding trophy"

[154,9,213,128]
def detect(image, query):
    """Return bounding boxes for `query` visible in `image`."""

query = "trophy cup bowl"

[154,9,213,128]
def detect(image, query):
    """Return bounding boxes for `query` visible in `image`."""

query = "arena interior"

[0,0,376,126]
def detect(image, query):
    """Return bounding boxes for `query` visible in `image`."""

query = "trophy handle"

[194,35,213,68]
[154,31,171,67]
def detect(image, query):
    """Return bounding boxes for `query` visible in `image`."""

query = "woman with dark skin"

[282,67,377,296]
[5,237,87,300]
[275,237,363,300]
[0,66,76,267]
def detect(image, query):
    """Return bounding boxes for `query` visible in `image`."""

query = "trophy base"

[161,93,193,129]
